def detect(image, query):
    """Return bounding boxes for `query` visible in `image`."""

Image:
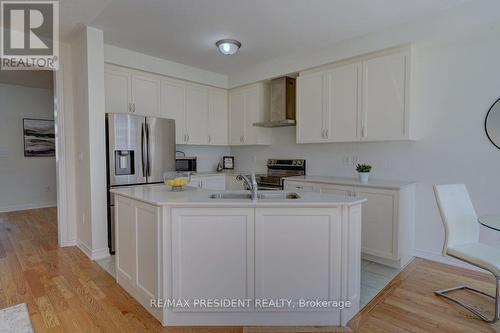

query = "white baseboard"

[414,249,487,274]
[77,240,93,259]
[0,202,56,213]
[59,239,77,247]
[77,240,110,261]
[92,247,111,260]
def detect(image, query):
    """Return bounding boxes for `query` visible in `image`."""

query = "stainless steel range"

[256,159,306,190]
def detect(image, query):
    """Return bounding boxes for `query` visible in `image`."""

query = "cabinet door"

[105,69,131,114]
[200,176,226,190]
[327,63,360,142]
[362,52,408,141]
[209,88,228,145]
[132,74,161,116]
[354,187,398,260]
[171,208,254,309]
[229,90,245,145]
[161,79,186,143]
[115,197,136,283]
[255,208,341,318]
[318,183,354,197]
[242,85,261,145]
[185,85,209,144]
[297,72,327,143]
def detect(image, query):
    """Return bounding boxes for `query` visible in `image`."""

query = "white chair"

[434,184,500,322]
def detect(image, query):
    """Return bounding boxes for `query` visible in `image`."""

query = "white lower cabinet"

[171,208,255,308]
[169,206,360,325]
[284,180,415,268]
[255,208,342,320]
[115,196,162,321]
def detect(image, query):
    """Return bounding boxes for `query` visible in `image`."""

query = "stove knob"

[297,161,302,166]
[292,161,297,165]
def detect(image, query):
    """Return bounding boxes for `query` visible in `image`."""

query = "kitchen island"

[110,185,366,327]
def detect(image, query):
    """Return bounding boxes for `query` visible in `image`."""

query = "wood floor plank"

[1,208,500,332]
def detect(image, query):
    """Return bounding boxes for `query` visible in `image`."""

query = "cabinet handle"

[296,186,303,189]
[128,103,132,113]
[132,103,136,113]
[325,129,329,139]
[208,135,211,143]
[361,126,366,138]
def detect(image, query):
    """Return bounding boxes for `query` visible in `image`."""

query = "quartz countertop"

[110,184,366,207]
[285,175,416,190]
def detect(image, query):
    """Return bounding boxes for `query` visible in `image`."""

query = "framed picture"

[23,118,55,157]
[222,156,234,170]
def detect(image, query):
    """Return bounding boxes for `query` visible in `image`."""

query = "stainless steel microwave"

[175,157,197,172]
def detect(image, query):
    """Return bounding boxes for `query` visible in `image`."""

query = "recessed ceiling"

[85,0,469,76]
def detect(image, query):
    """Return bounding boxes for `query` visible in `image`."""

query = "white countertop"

[285,175,416,190]
[110,184,366,207]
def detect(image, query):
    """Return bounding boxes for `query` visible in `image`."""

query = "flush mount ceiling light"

[216,39,241,55]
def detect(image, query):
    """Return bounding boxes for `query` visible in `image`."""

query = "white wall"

[0,83,56,212]
[70,27,109,260]
[231,30,500,259]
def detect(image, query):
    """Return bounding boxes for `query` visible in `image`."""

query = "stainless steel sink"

[258,191,301,200]
[209,192,253,199]
[209,191,300,200]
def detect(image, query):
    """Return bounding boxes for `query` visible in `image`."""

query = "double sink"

[209,191,300,200]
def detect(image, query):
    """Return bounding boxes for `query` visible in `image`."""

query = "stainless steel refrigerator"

[106,113,175,253]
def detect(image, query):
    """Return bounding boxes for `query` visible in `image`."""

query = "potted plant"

[356,163,372,183]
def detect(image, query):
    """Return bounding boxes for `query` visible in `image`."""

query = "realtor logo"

[1,1,59,70]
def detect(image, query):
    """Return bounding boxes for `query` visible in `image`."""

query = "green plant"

[356,163,372,173]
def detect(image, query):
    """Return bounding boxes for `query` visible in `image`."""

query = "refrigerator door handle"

[141,122,146,177]
[146,122,151,177]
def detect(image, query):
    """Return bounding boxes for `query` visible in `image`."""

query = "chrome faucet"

[236,172,258,200]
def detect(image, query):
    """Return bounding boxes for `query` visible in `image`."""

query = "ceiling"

[64,0,469,76]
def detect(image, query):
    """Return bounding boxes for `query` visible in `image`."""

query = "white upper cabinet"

[208,88,228,145]
[131,74,161,116]
[361,52,408,141]
[229,83,271,145]
[105,68,132,114]
[185,84,209,145]
[327,63,360,142]
[105,65,160,117]
[296,71,327,143]
[229,90,245,145]
[297,48,411,143]
[161,79,186,143]
[106,64,228,146]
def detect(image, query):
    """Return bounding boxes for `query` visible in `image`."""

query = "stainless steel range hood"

[253,76,296,128]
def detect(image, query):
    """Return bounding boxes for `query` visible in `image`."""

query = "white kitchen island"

[110,185,366,327]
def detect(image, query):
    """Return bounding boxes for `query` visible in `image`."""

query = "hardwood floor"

[0,208,499,332]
